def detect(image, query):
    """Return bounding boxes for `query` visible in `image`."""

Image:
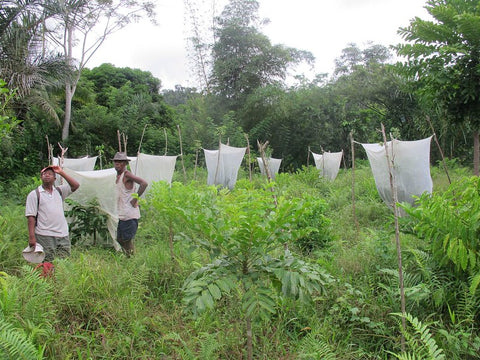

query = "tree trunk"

[474,131,479,176]
[246,316,253,360]
[62,84,73,141]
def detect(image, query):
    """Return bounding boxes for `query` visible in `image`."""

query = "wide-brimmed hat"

[112,152,131,161]
[22,243,45,263]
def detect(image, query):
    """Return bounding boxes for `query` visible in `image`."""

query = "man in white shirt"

[25,165,80,262]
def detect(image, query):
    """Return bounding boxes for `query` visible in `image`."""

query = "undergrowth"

[0,163,478,359]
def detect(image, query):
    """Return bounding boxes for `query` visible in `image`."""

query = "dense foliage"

[1,0,480,357]
[0,165,479,359]
[1,0,477,180]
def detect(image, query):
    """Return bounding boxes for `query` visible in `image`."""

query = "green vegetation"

[2,0,480,358]
[1,164,479,359]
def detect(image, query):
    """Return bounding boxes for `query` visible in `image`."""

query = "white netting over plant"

[311,151,343,181]
[63,168,120,250]
[130,153,177,194]
[361,137,433,207]
[204,144,246,190]
[257,157,282,179]
[53,156,97,171]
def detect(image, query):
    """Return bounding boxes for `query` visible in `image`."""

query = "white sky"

[88,0,430,90]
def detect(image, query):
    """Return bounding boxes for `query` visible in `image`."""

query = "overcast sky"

[88,0,430,90]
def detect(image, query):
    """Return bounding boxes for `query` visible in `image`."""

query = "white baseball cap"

[22,244,45,263]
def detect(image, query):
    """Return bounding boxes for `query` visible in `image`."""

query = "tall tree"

[184,0,221,93]
[45,0,156,141]
[396,0,480,174]
[210,0,314,109]
[333,43,422,143]
[0,0,68,123]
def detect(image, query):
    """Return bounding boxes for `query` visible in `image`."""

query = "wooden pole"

[194,148,199,181]
[257,140,277,207]
[57,143,68,185]
[214,138,221,185]
[117,130,122,152]
[350,132,359,238]
[381,123,406,351]
[321,146,325,178]
[244,133,252,181]
[45,135,52,165]
[177,125,187,182]
[163,128,168,155]
[122,133,127,154]
[426,115,451,185]
[137,124,147,155]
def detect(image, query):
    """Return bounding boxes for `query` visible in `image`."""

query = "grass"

[0,162,478,359]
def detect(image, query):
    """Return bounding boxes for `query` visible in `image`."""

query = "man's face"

[41,169,56,183]
[114,160,127,172]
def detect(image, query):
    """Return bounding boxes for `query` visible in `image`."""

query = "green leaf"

[207,283,222,300]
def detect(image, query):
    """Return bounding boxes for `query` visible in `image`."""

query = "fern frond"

[390,312,445,360]
[198,332,223,360]
[0,319,41,360]
[297,333,336,360]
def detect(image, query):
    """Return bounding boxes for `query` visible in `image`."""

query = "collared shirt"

[25,184,72,237]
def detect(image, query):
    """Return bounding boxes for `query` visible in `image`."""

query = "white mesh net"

[53,156,98,171]
[311,151,343,181]
[361,137,433,207]
[204,144,246,189]
[63,168,120,250]
[130,153,177,194]
[257,157,282,179]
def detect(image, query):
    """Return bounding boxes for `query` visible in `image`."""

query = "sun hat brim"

[22,244,45,263]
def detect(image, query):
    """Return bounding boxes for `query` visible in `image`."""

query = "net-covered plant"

[65,199,109,246]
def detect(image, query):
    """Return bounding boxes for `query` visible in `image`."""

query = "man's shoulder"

[27,186,40,198]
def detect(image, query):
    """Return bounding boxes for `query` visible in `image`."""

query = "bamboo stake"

[57,143,68,185]
[122,133,127,154]
[134,125,149,175]
[177,125,187,182]
[257,140,277,208]
[163,128,168,155]
[381,123,406,351]
[137,124,148,155]
[194,148,199,181]
[426,115,451,185]
[244,133,252,181]
[321,146,325,178]
[117,130,122,152]
[193,140,201,181]
[214,138,221,186]
[350,132,360,238]
[45,135,52,165]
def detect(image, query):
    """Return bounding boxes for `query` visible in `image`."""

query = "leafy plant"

[65,199,109,246]
[296,333,336,360]
[0,269,53,360]
[388,312,445,360]
[157,182,334,358]
[0,79,20,139]
[402,177,480,284]
[0,319,44,360]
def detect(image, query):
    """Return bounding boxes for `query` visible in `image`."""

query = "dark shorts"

[117,219,138,242]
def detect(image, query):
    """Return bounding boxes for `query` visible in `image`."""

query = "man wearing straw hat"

[112,152,148,257]
[25,165,80,262]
